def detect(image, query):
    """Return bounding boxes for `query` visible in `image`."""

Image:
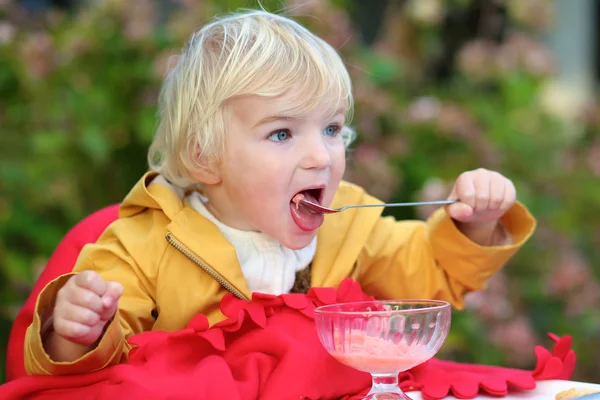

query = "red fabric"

[0,278,576,400]
[5,204,120,381]
[532,333,576,380]
[395,333,577,400]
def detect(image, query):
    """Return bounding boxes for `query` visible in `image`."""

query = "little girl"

[24,9,535,376]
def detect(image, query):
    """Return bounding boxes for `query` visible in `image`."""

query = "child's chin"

[283,233,317,250]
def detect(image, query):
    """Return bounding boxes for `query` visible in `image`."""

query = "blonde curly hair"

[147,9,355,188]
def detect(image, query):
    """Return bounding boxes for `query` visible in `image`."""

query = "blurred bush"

[1,0,600,384]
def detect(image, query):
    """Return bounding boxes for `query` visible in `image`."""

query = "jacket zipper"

[165,232,249,301]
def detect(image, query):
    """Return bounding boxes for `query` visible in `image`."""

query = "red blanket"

[0,279,576,400]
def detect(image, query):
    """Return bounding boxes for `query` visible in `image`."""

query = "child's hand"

[53,271,123,346]
[445,168,516,225]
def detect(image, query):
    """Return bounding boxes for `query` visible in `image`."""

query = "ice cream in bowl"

[314,299,452,399]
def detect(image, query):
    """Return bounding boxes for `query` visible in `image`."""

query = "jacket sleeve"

[24,224,158,376]
[354,201,536,309]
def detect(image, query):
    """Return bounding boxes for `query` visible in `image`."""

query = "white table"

[406,380,600,399]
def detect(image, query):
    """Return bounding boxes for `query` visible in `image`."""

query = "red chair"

[6,204,120,381]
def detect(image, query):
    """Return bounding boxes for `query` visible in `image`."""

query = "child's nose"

[300,135,332,170]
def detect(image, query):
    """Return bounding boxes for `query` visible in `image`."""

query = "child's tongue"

[290,191,324,232]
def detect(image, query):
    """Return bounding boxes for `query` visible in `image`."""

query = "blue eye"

[268,129,290,142]
[323,125,341,137]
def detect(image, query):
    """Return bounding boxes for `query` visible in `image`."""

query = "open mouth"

[291,187,324,210]
[290,186,326,232]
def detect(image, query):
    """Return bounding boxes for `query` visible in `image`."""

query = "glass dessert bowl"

[314,300,452,399]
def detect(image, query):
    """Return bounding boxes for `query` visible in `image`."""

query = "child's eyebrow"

[252,115,295,128]
[252,108,346,128]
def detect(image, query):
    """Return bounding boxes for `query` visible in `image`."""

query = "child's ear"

[190,164,221,185]
[189,150,221,185]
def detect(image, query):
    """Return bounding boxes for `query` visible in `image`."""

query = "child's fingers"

[74,271,107,297]
[99,282,123,321]
[60,304,101,327]
[472,173,491,212]
[453,174,476,208]
[99,301,119,322]
[102,282,123,308]
[53,317,93,339]
[446,201,473,221]
[488,176,506,211]
[447,183,459,202]
[65,286,104,314]
[499,180,517,211]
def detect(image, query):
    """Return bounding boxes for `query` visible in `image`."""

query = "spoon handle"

[341,199,455,210]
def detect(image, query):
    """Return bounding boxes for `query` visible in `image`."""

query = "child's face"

[200,91,347,250]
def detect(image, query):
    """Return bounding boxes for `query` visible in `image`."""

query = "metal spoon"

[298,199,456,214]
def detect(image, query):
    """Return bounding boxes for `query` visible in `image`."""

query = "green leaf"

[81,126,110,163]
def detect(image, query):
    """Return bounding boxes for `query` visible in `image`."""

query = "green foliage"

[1,0,599,384]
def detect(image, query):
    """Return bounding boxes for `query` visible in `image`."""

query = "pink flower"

[19,32,54,79]
[497,32,555,76]
[345,144,399,201]
[405,97,441,124]
[457,40,497,81]
[0,21,15,45]
[566,281,600,317]
[122,0,157,42]
[436,103,482,139]
[546,249,591,296]
[415,178,450,220]
[489,316,538,366]
[464,273,513,321]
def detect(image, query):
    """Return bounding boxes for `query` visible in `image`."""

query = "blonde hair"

[147,9,355,188]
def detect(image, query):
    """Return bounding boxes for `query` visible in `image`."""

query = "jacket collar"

[120,171,251,299]
[167,201,252,299]
[120,172,383,297]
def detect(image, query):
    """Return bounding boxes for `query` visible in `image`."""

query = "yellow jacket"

[24,172,535,375]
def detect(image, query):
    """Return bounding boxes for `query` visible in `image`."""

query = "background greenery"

[1,0,599,384]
